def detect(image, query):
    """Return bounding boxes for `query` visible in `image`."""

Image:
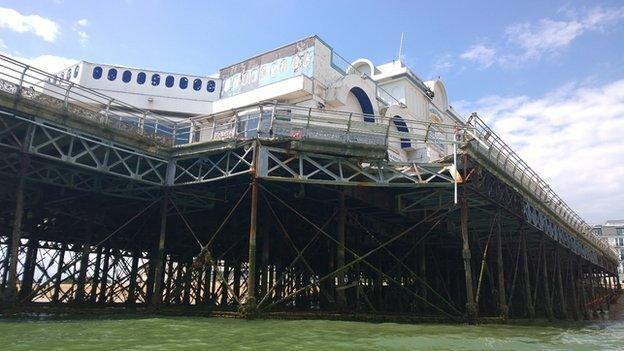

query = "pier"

[0,49,619,323]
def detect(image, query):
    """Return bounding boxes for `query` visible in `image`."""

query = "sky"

[0,0,623,224]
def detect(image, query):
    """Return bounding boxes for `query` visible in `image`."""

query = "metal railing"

[181,102,461,153]
[463,113,617,260]
[0,54,178,146]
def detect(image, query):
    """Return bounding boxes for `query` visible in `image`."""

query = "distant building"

[592,220,624,281]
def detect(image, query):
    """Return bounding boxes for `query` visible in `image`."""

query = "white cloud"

[460,6,624,69]
[454,79,624,224]
[73,19,89,47]
[0,7,60,42]
[459,44,496,69]
[0,49,77,74]
[76,30,88,46]
[430,53,455,76]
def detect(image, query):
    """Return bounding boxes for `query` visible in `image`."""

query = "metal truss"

[257,145,457,187]
[523,202,606,269]
[170,144,255,186]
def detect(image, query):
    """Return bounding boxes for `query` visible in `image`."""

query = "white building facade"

[45,35,463,163]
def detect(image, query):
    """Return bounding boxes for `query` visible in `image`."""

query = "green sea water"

[0,315,622,350]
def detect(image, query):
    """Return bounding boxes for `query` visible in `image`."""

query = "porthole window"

[66,69,72,80]
[179,77,188,89]
[207,80,216,92]
[73,66,79,78]
[165,75,174,88]
[92,66,103,79]
[107,68,118,81]
[137,72,146,84]
[193,78,202,91]
[122,70,132,83]
[151,74,160,86]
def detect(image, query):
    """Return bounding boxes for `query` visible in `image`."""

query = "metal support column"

[245,176,259,314]
[521,230,535,319]
[151,195,168,306]
[336,191,347,308]
[460,198,477,320]
[495,215,508,319]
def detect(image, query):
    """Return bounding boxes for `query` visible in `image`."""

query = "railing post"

[211,118,217,140]
[104,98,113,124]
[139,112,146,134]
[257,105,264,137]
[384,116,392,147]
[17,65,29,93]
[305,107,312,138]
[63,82,74,110]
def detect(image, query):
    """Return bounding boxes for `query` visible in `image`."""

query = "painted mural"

[220,37,315,98]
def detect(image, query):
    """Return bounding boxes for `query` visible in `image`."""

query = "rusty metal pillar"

[460,198,477,320]
[52,243,67,303]
[151,195,168,306]
[261,227,270,299]
[18,231,38,302]
[127,250,140,304]
[4,125,33,305]
[542,246,555,320]
[555,248,568,319]
[245,175,259,314]
[75,237,91,304]
[521,230,535,319]
[495,214,508,319]
[4,161,28,305]
[419,241,427,312]
[336,191,347,308]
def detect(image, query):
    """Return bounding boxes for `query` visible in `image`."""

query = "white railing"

[0,54,178,146]
[463,113,617,261]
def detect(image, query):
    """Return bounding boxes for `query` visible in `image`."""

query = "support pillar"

[542,246,554,320]
[336,191,347,308]
[495,215,508,319]
[18,233,38,302]
[521,230,535,319]
[460,198,477,320]
[555,249,568,319]
[151,195,168,306]
[4,157,28,304]
[244,177,259,314]
[75,240,91,303]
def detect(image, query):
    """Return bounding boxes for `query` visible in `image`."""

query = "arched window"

[207,80,216,92]
[92,66,103,79]
[349,87,375,122]
[73,66,79,78]
[107,68,117,81]
[193,79,202,91]
[137,72,146,84]
[151,74,160,86]
[122,70,132,83]
[179,77,188,89]
[165,75,175,88]
[393,116,411,148]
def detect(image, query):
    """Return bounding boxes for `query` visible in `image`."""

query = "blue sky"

[1,1,623,224]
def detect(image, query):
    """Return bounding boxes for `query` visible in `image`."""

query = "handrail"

[464,113,617,261]
[0,53,177,146]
